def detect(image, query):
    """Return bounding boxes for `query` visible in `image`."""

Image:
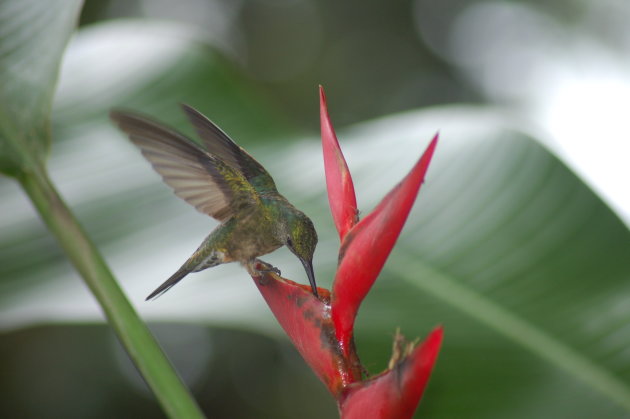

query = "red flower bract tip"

[339,327,443,419]
[320,85,358,241]
[331,134,439,356]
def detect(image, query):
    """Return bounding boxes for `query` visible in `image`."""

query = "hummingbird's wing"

[180,104,278,194]
[110,110,261,222]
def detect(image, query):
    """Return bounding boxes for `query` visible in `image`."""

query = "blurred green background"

[1,0,630,417]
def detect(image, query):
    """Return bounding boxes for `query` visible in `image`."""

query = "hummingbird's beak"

[301,258,319,298]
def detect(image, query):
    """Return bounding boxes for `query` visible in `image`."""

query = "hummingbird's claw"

[261,265,282,276]
[250,259,281,277]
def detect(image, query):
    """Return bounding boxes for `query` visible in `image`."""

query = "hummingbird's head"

[282,212,319,297]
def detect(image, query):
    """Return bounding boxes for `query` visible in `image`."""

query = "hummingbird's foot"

[248,259,281,277]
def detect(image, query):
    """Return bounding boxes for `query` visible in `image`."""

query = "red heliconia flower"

[251,86,442,418]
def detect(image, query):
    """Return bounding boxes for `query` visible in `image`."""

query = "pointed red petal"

[320,85,358,240]
[251,266,362,395]
[339,327,443,419]
[332,135,438,353]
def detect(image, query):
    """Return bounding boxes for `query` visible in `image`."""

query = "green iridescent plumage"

[110,105,318,300]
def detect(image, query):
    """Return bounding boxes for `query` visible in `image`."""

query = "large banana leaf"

[1,19,629,418]
[0,0,82,175]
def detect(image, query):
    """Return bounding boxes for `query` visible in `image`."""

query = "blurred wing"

[110,110,260,222]
[181,104,278,194]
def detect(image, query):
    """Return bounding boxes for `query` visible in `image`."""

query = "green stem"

[18,164,205,419]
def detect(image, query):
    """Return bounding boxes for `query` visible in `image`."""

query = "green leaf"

[0,9,205,417]
[342,108,630,417]
[0,0,82,175]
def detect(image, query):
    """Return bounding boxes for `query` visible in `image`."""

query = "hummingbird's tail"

[145,266,191,301]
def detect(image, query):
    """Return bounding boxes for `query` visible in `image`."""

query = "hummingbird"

[110,104,318,300]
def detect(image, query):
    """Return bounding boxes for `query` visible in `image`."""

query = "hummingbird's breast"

[224,209,283,262]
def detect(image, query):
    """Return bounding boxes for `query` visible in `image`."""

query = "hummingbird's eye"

[286,236,293,247]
